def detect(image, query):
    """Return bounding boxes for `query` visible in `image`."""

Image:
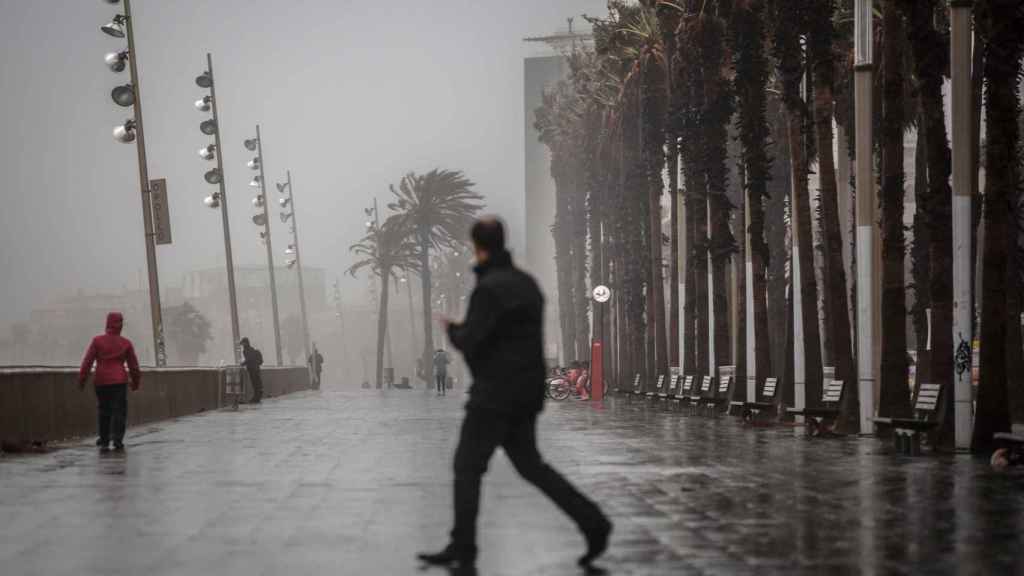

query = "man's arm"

[447,286,499,360]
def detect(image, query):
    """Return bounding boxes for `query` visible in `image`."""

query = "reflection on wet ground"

[1,388,1022,575]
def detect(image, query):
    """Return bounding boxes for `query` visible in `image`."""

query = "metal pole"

[207,52,242,363]
[854,0,876,434]
[288,170,311,360]
[255,125,283,366]
[950,0,974,451]
[123,0,165,366]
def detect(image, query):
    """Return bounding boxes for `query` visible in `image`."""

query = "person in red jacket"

[78,312,141,452]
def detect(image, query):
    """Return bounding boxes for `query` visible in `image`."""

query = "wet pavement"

[1,387,1023,576]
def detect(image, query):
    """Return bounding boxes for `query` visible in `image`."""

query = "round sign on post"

[593,285,611,303]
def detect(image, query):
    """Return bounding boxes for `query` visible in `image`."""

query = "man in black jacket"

[417,218,611,571]
[240,337,264,403]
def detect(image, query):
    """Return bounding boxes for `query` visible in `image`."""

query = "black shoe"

[578,517,612,567]
[417,544,475,567]
[113,442,125,452]
[96,438,109,447]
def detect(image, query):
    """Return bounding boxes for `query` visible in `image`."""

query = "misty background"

[0,0,603,368]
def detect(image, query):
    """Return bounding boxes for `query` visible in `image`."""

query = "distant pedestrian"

[78,312,140,453]
[309,344,324,389]
[433,349,450,396]
[240,337,264,403]
[418,218,611,571]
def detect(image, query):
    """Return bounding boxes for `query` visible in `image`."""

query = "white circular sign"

[592,285,611,303]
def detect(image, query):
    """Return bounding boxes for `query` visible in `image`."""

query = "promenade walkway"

[2,387,1022,575]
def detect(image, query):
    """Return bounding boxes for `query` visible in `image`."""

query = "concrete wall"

[0,366,310,446]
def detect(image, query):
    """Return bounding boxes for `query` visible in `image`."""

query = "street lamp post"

[246,126,283,366]
[950,0,974,451]
[195,53,241,363]
[277,171,311,361]
[101,0,165,366]
[854,0,876,435]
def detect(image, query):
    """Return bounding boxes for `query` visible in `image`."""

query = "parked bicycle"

[545,362,590,401]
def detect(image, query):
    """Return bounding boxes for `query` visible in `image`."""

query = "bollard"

[590,340,604,402]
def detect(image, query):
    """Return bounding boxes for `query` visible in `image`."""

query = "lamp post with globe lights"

[100,0,165,366]
[194,53,241,362]
[277,171,310,360]
[245,127,283,366]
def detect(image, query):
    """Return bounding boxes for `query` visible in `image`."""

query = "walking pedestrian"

[77,312,141,453]
[308,344,324,389]
[240,337,264,403]
[433,349,450,396]
[417,218,612,571]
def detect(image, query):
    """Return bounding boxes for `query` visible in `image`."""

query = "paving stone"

[2,388,1024,575]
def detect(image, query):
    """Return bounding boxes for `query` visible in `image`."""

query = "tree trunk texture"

[376,267,391,389]
[417,233,434,386]
[972,0,1022,451]
[786,108,825,407]
[877,2,912,419]
[809,0,859,430]
[899,0,956,446]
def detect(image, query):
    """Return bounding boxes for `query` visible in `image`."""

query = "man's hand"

[438,315,455,330]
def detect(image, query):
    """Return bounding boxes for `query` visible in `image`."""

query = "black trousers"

[436,372,447,395]
[248,369,263,402]
[95,384,127,446]
[451,408,606,558]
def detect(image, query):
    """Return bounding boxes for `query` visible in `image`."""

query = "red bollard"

[590,340,604,401]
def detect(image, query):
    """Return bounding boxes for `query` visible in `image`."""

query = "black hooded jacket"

[447,250,546,414]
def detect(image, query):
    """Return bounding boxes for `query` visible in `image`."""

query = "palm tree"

[876,0,912,419]
[973,0,1023,452]
[729,0,774,387]
[770,0,825,406]
[897,0,954,444]
[164,301,212,365]
[808,0,858,429]
[389,170,483,382]
[348,214,420,389]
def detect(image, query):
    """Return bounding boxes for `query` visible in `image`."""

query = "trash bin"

[224,366,244,409]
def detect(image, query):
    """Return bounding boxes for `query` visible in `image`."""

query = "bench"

[787,379,845,436]
[658,373,681,404]
[993,432,1024,467]
[669,375,695,410]
[873,382,941,455]
[703,374,733,415]
[644,374,666,402]
[686,376,714,414]
[619,373,642,401]
[731,377,778,421]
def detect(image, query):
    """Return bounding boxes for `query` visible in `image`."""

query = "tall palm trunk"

[642,59,670,379]
[877,0,912,419]
[376,266,392,389]
[553,169,576,362]
[972,0,1022,451]
[417,230,435,383]
[898,0,953,444]
[809,0,858,429]
[773,0,824,406]
[731,0,773,385]
[910,119,931,392]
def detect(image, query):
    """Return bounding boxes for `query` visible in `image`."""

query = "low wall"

[0,365,310,446]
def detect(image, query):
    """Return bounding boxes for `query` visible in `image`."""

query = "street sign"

[150,179,172,245]
[593,284,611,303]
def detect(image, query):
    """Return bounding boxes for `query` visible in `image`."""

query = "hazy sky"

[0,0,604,330]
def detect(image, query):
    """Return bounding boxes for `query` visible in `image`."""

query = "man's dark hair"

[470,218,505,253]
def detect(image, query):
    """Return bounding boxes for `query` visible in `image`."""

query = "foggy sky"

[0,0,604,331]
